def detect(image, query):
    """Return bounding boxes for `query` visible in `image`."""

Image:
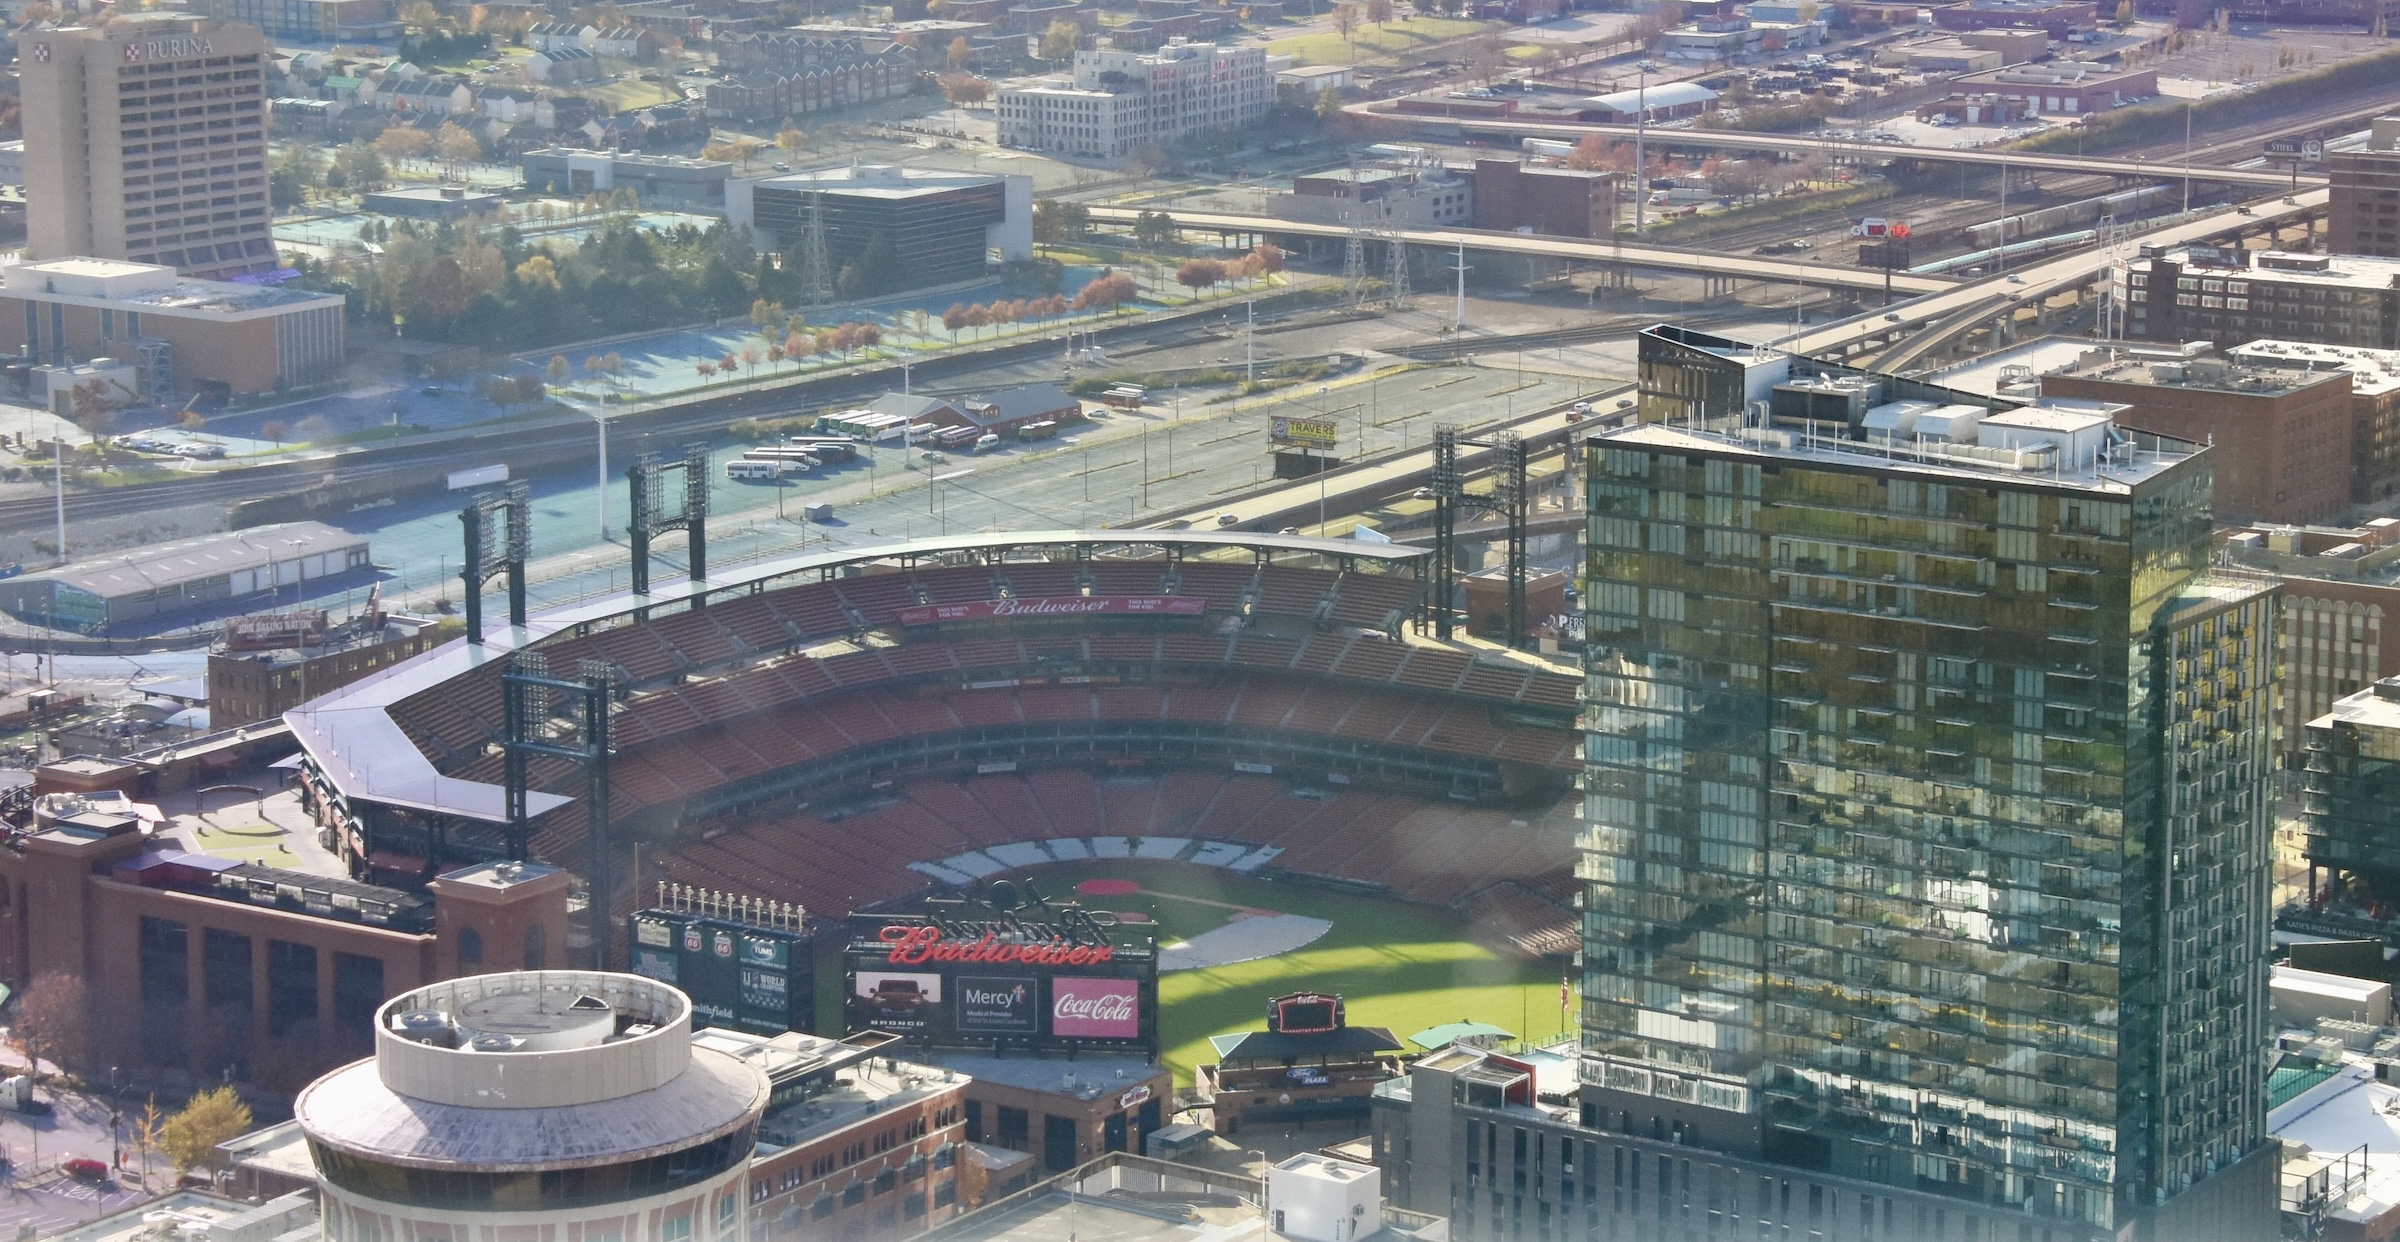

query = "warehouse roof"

[1585,81,1719,112]
[21,522,364,602]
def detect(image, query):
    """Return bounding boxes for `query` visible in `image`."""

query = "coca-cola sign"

[896,596,1208,626]
[1050,977,1141,1039]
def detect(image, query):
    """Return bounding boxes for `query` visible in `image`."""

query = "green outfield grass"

[1008,862,1570,1086]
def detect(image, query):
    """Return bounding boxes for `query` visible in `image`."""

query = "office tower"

[1577,327,2280,1239]
[2331,117,2400,260]
[21,16,275,280]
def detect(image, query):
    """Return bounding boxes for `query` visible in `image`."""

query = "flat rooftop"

[918,1051,1159,1101]
[2228,339,2400,398]
[2310,679,2400,734]
[2048,348,2338,397]
[2,256,343,316]
[18,521,364,601]
[1596,416,2191,495]
[44,1190,317,1242]
[696,1028,962,1153]
[759,164,1008,200]
[2135,247,2400,293]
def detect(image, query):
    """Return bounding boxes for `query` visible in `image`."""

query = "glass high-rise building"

[1576,327,2280,1239]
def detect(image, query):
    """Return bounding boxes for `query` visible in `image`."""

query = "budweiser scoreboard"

[842,887,1159,1057]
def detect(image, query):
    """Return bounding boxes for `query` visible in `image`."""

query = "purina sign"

[123,36,217,61]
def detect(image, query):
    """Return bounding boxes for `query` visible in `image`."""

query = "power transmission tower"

[1341,223,1370,308]
[1384,229,1410,310]
[799,191,832,306]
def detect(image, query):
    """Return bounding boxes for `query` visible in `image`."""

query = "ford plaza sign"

[897,596,1208,626]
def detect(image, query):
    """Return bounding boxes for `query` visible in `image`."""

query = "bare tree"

[13,971,88,1073]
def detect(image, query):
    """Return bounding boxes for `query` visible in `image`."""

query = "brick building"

[921,1051,1171,1174]
[2331,117,2400,260]
[1470,158,1616,239]
[208,614,441,727]
[702,36,915,120]
[0,257,344,397]
[0,816,566,1082]
[2040,346,2355,523]
[1947,61,2156,115]
[2221,521,2400,765]
[2227,338,2400,501]
[2115,245,2400,351]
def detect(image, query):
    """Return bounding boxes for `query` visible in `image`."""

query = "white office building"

[996,39,1267,158]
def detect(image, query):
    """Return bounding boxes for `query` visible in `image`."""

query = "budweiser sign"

[1052,978,1141,1038]
[897,596,1207,626]
[880,924,1117,967]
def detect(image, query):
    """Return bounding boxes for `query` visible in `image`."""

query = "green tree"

[1039,18,1083,62]
[1131,210,1177,248]
[1315,84,1345,120]
[270,146,323,209]
[1032,198,1092,244]
[158,1087,253,1175]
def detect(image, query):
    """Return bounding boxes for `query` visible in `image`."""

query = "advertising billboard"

[629,908,815,1036]
[956,976,1041,1034]
[1269,417,1339,450]
[1051,976,1141,1039]
[842,881,1157,1055]
[897,596,1207,626]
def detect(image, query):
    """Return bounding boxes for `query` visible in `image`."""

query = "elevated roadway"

[1086,206,1961,296]
[1782,188,2328,364]
[1354,112,2327,190]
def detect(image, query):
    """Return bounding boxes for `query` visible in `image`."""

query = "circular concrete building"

[296,971,771,1242]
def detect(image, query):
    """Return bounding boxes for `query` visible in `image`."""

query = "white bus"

[727,459,794,481]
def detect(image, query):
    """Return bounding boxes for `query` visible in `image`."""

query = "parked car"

[64,1158,107,1183]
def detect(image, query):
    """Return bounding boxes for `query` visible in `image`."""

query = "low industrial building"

[956,382,1083,435]
[729,165,1033,293]
[1279,166,1472,229]
[2039,344,2355,523]
[361,186,502,220]
[1470,158,1616,239]
[1948,61,2157,114]
[0,521,370,634]
[0,257,346,396]
[1580,80,1719,124]
[519,149,732,208]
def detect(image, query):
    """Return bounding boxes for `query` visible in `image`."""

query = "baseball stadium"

[287,530,1582,1082]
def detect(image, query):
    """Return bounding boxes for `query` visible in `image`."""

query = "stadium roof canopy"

[288,530,1432,825]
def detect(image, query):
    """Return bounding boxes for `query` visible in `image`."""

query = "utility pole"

[52,439,64,566]
[1451,242,1469,332]
[1245,300,1255,387]
[1634,67,1648,238]
[593,412,608,542]
[2182,102,2194,215]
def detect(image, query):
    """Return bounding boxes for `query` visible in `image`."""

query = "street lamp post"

[592,410,610,541]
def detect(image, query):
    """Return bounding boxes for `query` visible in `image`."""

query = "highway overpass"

[1785,188,2329,364]
[1085,206,1962,297]
[1353,111,2327,191]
